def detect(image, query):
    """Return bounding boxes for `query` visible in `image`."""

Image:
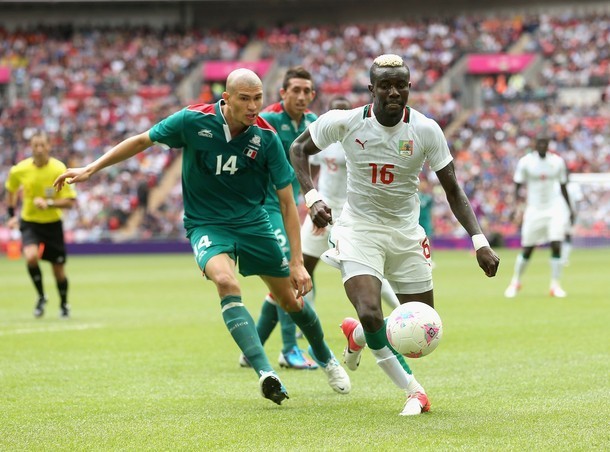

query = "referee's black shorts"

[20,220,67,264]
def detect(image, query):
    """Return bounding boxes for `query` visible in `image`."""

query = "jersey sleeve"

[149,109,186,149]
[4,165,20,193]
[422,119,453,172]
[267,133,294,190]
[309,110,349,151]
[513,156,527,184]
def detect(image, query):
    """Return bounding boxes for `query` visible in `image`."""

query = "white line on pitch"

[0,323,105,336]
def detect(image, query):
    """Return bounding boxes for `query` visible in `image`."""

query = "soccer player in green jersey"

[240,66,320,370]
[54,68,350,405]
[5,130,77,318]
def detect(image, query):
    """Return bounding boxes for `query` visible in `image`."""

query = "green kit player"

[54,68,350,404]
[240,66,320,370]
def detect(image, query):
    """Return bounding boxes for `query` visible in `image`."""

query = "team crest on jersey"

[198,129,213,138]
[398,139,414,156]
[249,135,261,147]
[281,124,291,131]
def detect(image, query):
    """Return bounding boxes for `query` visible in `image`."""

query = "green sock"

[221,295,272,375]
[289,301,330,363]
[277,305,297,354]
[364,321,412,375]
[256,298,278,346]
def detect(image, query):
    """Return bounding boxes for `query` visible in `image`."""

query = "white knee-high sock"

[550,258,563,286]
[381,279,400,309]
[511,254,529,284]
[370,347,424,394]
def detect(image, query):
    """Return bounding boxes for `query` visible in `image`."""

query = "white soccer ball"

[386,302,443,358]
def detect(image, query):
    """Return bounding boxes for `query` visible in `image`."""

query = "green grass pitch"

[1,248,608,450]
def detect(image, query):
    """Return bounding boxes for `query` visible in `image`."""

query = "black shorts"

[20,220,67,264]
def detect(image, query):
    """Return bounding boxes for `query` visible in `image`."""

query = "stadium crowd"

[1,8,608,246]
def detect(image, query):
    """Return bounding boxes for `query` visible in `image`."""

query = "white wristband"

[304,189,323,208]
[472,234,490,251]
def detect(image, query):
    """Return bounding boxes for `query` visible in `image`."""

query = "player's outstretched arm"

[436,163,500,277]
[54,132,154,190]
[290,130,333,228]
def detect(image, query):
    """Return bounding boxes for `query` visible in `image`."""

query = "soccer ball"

[386,302,443,358]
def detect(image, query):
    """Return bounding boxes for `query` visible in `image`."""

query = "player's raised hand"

[476,247,500,277]
[54,166,93,191]
[309,200,333,229]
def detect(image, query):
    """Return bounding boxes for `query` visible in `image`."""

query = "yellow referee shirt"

[5,157,77,223]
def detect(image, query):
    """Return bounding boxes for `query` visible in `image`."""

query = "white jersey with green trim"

[309,104,452,227]
[514,152,568,211]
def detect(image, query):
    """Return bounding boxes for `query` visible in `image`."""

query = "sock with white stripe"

[221,295,272,375]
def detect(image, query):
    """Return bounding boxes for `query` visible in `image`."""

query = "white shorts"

[301,214,331,258]
[521,206,567,247]
[330,211,433,287]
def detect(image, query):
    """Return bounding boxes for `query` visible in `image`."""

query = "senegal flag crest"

[398,139,414,156]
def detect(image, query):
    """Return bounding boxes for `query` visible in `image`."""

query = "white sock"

[381,279,400,309]
[511,254,529,284]
[550,258,563,286]
[352,323,366,347]
[369,346,415,390]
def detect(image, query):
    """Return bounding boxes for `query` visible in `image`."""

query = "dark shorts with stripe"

[20,220,67,264]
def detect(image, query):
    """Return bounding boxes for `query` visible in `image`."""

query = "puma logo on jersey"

[198,129,213,138]
[355,139,368,149]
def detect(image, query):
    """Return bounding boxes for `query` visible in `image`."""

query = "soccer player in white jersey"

[504,135,573,298]
[291,54,500,416]
[301,96,400,319]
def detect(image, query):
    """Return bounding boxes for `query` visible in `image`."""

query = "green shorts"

[186,219,289,278]
[266,210,291,260]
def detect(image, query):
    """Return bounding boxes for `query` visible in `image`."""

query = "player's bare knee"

[212,273,240,294]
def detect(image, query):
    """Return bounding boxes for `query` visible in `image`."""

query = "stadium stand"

[1,2,608,250]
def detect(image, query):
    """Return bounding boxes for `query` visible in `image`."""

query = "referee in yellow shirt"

[5,131,77,318]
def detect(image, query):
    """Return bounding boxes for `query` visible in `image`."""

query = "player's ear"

[368,84,374,95]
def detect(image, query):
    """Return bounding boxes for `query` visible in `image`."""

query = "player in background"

[54,69,350,405]
[241,66,320,370]
[504,135,573,298]
[5,131,77,318]
[560,181,583,266]
[291,54,500,416]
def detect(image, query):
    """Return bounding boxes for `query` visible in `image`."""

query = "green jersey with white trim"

[260,101,317,212]
[149,101,293,229]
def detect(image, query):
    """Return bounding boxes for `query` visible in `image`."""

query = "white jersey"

[309,105,452,227]
[310,141,347,212]
[514,152,568,210]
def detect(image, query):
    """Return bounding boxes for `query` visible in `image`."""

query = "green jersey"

[149,101,294,229]
[260,101,317,212]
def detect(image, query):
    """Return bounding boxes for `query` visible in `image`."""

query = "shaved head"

[226,69,263,93]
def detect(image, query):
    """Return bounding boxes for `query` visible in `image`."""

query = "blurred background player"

[241,66,319,370]
[54,68,350,405]
[504,134,573,298]
[291,54,500,416]
[4,130,77,318]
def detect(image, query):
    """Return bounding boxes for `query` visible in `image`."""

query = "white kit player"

[291,54,499,416]
[301,97,400,313]
[504,134,573,298]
